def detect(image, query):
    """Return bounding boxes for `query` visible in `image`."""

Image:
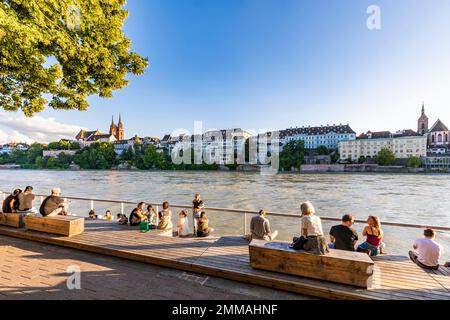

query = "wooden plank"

[0,213,23,228]
[25,215,84,237]
[1,221,449,301]
[249,239,374,288]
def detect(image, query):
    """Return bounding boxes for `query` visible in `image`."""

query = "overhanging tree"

[0,0,148,116]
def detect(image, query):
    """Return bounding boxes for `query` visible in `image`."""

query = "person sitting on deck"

[17,186,36,213]
[409,229,443,270]
[296,201,328,255]
[197,211,214,237]
[145,205,158,229]
[104,210,113,221]
[39,188,69,217]
[357,216,385,256]
[117,213,128,225]
[2,189,21,213]
[445,261,450,268]
[329,214,359,251]
[158,201,173,230]
[192,193,204,236]
[250,209,278,241]
[177,210,191,237]
[129,202,148,226]
[88,210,97,220]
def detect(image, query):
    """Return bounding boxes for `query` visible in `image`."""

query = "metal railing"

[2,191,450,233]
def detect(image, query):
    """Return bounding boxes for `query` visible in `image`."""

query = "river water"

[1,170,449,260]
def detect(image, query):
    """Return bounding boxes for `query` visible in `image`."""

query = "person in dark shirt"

[39,188,68,216]
[2,189,22,213]
[129,202,147,226]
[192,193,204,236]
[329,214,359,251]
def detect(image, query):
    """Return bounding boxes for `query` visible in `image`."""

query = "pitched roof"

[86,134,114,141]
[280,124,355,138]
[429,119,449,133]
[76,130,100,140]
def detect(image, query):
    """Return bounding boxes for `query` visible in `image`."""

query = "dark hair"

[258,209,266,216]
[342,214,354,223]
[179,210,187,217]
[162,201,169,210]
[13,189,22,196]
[137,202,145,208]
[424,229,435,238]
[147,204,153,211]
[200,211,207,218]
[25,186,33,192]
[117,213,123,218]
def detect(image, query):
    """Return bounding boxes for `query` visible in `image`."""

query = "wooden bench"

[25,215,84,237]
[249,239,374,288]
[0,212,24,228]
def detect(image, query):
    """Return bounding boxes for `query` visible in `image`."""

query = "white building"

[0,143,30,155]
[169,128,253,165]
[339,130,427,161]
[280,124,356,149]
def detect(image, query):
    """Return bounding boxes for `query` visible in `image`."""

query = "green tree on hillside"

[74,142,117,169]
[27,143,43,164]
[279,140,305,171]
[0,0,148,116]
[375,148,396,166]
[317,145,329,155]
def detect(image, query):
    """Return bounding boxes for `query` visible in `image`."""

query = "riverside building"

[338,130,427,161]
[279,124,356,150]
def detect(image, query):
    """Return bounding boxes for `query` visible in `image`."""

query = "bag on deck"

[292,236,307,250]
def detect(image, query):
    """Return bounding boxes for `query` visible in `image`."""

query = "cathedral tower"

[109,116,117,138]
[417,102,429,135]
[117,114,124,140]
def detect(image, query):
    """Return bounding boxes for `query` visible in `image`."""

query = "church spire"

[118,113,122,125]
[422,102,425,115]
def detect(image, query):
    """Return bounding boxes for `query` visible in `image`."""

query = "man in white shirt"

[409,229,443,270]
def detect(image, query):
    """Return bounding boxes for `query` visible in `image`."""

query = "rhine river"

[1,170,449,260]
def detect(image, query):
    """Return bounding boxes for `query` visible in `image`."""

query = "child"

[88,210,97,220]
[178,210,191,237]
[117,213,128,225]
[146,205,158,229]
[104,210,113,221]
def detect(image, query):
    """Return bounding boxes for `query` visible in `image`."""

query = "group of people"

[2,188,449,269]
[250,201,449,270]
[114,194,214,238]
[2,187,69,217]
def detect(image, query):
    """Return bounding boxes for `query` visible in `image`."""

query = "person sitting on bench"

[196,211,214,237]
[409,229,443,270]
[295,201,329,255]
[329,214,359,251]
[17,186,36,213]
[250,209,278,241]
[39,188,69,217]
[2,189,21,213]
[129,202,147,226]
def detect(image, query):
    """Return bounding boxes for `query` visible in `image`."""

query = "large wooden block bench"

[249,239,374,288]
[0,212,24,228]
[25,215,85,237]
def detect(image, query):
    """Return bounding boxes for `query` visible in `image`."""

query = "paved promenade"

[0,235,311,300]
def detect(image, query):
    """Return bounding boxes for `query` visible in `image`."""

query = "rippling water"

[1,170,449,260]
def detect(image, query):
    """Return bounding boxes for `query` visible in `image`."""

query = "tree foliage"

[375,148,396,166]
[0,0,148,116]
[279,140,305,171]
[407,156,422,168]
[74,142,116,169]
[316,145,329,155]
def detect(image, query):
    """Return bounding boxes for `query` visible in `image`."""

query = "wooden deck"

[0,220,449,300]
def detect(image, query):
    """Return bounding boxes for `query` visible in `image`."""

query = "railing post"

[120,203,124,215]
[90,200,94,211]
[1,192,4,201]
[156,205,159,226]
[40,196,44,204]
[244,212,248,236]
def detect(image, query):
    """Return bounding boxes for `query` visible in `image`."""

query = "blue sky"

[2,0,450,143]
